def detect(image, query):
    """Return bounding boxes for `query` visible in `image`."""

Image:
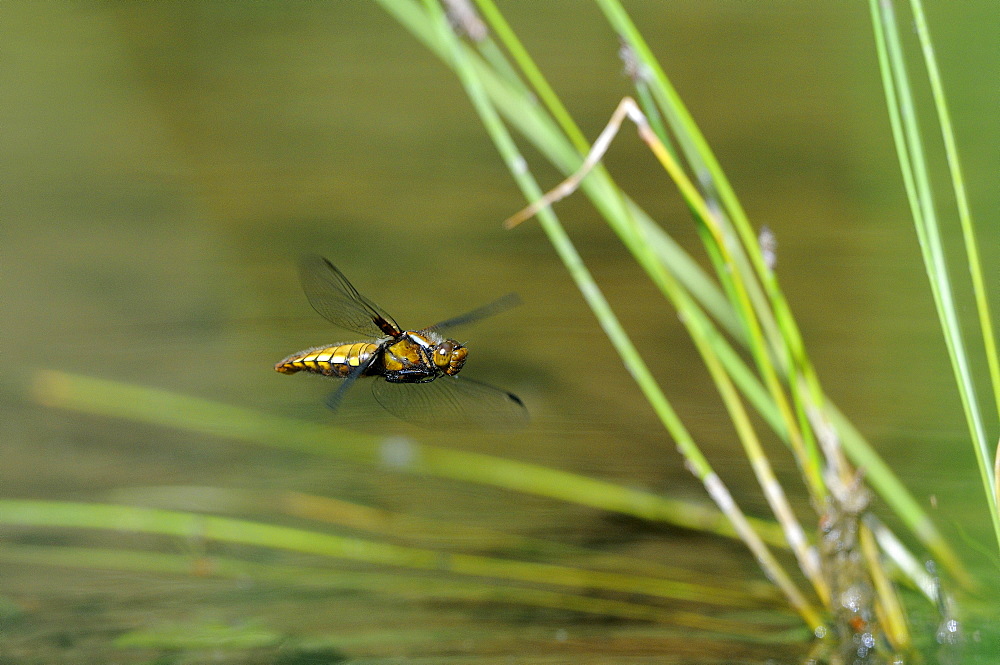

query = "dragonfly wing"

[422,293,521,334]
[371,375,528,431]
[324,352,379,413]
[299,255,401,337]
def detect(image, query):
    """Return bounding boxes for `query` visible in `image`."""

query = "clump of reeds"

[10,1,995,662]
[382,0,994,660]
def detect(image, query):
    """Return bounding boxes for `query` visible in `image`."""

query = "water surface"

[1,2,997,662]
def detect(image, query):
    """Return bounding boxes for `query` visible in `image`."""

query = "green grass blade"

[32,370,785,545]
[414,0,822,630]
[108,484,780,597]
[871,0,1000,550]
[0,499,770,609]
[379,0,741,339]
[910,0,1000,509]
[592,0,966,583]
[0,543,796,634]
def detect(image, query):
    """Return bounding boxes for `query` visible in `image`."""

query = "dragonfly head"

[432,339,467,375]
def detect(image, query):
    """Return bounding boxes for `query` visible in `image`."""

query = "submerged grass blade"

[0,543,793,634]
[0,499,769,609]
[110,484,779,598]
[32,369,785,546]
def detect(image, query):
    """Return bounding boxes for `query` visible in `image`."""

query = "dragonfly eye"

[433,343,453,368]
[433,341,467,375]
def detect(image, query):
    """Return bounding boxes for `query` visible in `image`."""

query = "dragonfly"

[275,256,528,430]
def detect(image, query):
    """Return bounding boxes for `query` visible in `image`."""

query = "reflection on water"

[1,2,997,663]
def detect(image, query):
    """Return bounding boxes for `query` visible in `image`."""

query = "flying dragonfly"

[275,256,528,430]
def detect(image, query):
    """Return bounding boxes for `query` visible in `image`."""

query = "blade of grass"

[381,0,743,340]
[0,543,787,633]
[859,523,911,650]
[0,499,769,609]
[539,97,830,600]
[469,0,965,586]
[32,369,785,546]
[381,0,971,603]
[871,0,1000,550]
[473,0,831,602]
[592,8,855,559]
[908,1,1000,394]
[827,402,969,588]
[109,484,779,598]
[500,90,961,600]
[593,0,824,506]
[909,0,1000,526]
[416,0,823,631]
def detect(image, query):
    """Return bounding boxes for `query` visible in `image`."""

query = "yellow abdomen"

[274,342,379,377]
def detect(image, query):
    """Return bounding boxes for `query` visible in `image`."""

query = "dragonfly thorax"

[383,331,467,382]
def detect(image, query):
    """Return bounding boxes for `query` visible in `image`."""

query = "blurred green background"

[1,2,997,662]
